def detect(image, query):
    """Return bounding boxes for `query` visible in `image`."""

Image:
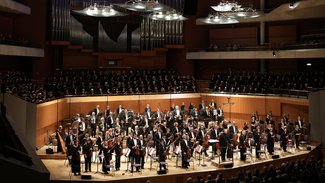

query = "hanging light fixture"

[123,0,168,13]
[73,3,125,17]
[210,0,261,20]
[201,12,239,24]
[150,9,187,21]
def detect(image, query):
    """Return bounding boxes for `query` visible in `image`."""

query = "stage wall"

[0,93,309,148]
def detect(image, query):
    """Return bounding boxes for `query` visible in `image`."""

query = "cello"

[232,133,239,147]
[202,127,213,149]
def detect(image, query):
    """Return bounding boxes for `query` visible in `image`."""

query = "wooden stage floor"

[38,143,320,183]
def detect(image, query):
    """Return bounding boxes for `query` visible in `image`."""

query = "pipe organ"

[49,0,186,52]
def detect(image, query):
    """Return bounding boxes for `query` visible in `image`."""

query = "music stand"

[222,96,235,121]
[124,148,131,173]
[94,153,103,174]
[208,139,219,160]
[195,145,206,166]
[148,147,156,171]
[201,151,207,167]
[174,146,181,168]
[186,157,195,171]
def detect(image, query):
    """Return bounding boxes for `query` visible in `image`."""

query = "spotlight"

[289,1,296,9]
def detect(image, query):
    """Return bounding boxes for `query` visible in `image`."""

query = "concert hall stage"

[38,142,321,183]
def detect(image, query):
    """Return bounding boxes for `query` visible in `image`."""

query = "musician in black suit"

[188,126,196,145]
[89,111,97,138]
[78,118,86,141]
[139,135,146,169]
[121,109,133,135]
[199,100,206,111]
[196,125,209,157]
[188,102,194,114]
[153,108,163,121]
[133,125,143,136]
[180,133,190,168]
[93,104,100,116]
[155,126,163,156]
[140,114,151,129]
[96,131,103,163]
[210,123,219,157]
[171,122,181,138]
[201,106,212,127]
[116,104,124,115]
[82,136,93,172]
[216,106,224,123]
[294,125,301,149]
[173,105,183,124]
[65,128,77,164]
[295,115,304,129]
[106,112,114,129]
[266,128,274,155]
[180,101,186,112]
[209,99,217,109]
[229,121,239,135]
[104,105,111,119]
[279,126,288,152]
[144,103,152,120]
[128,133,141,172]
[219,128,228,162]
[239,130,247,161]
[157,137,167,171]
[114,137,122,171]
[253,126,262,158]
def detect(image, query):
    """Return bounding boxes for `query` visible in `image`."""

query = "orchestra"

[53,103,308,176]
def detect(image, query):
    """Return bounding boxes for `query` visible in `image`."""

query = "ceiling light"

[288,1,299,10]
[202,13,239,24]
[73,3,125,17]
[306,63,312,66]
[124,0,167,13]
[201,1,261,25]
[150,9,187,21]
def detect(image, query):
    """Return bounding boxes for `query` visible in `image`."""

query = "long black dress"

[71,143,81,175]
[101,145,112,174]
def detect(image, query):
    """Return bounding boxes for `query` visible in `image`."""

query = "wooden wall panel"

[267,59,298,73]
[209,27,258,46]
[281,103,309,123]
[268,24,297,45]
[167,49,194,76]
[63,50,98,69]
[57,99,70,121]
[69,101,108,116]
[201,94,308,129]
[98,52,167,70]
[37,102,59,130]
[36,101,60,147]
[0,15,13,33]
